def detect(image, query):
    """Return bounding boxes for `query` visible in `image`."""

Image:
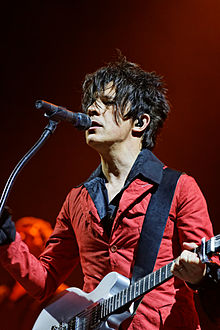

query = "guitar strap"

[131,167,182,313]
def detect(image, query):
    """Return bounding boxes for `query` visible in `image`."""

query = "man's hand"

[171,242,206,285]
[0,207,16,245]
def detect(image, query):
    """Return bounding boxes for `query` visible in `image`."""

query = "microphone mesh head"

[76,113,92,130]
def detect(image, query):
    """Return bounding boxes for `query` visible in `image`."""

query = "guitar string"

[67,266,171,329]
[66,262,175,329]
[68,275,158,330]
[68,235,220,329]
[68,280,141,328]
[50,238,217,329]
[67,285,133,329]
[76,235,218,327]
[67,296,115,329]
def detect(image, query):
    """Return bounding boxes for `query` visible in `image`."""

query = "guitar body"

[33,271,132,330]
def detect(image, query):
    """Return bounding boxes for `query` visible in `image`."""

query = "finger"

[173,258,206,284]
[171,251,201,274]
[171,256,181,272]
[172,264,187,281]
[171,256,186,273]
[182,242,198,250]
[179,250,200,264]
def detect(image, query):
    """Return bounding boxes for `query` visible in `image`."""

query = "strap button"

[110,245,117,253]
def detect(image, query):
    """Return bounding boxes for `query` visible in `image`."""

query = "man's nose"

[87,100,103,116]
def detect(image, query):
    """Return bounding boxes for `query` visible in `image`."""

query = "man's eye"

[102,100,115,106]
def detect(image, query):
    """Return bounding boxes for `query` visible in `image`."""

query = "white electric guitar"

[33,235,220,330]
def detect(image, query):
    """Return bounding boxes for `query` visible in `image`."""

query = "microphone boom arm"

[0,120,58,217]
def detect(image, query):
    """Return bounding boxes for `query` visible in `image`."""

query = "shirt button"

[110,245,117,253]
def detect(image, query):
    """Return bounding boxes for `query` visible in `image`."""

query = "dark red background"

[1,0,220,289]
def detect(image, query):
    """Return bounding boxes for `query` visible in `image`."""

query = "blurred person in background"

[0,216,68,330]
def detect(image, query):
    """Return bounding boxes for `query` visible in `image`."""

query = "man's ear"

[132,114,150,134]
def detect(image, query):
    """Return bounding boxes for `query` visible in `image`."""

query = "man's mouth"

[89,120,103,129]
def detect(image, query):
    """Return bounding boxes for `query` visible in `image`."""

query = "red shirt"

[0,150,215,329]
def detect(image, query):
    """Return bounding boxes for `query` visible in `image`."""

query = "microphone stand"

[0,119,58,217]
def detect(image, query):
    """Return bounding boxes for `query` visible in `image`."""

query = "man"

[0,56,216,329]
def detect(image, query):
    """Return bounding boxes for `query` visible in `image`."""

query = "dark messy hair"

[82,55,170,150]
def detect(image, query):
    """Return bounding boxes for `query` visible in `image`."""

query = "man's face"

[85,82,133,152]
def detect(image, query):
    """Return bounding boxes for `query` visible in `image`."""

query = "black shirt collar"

[83,149,164,223]
[84,148,164,187]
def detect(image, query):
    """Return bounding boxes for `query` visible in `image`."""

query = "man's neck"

[100,144,141,200]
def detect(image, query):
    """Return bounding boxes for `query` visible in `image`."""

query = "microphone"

[35,100,92,130]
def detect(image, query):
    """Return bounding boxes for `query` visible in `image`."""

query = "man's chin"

[86,137,101,148]
[86,137,109,152]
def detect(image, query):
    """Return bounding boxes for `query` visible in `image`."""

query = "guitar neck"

[101,260,174,318]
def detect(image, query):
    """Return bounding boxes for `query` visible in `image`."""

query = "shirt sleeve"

[175,174,214,247]
[39,190,80,294]
[0,190,80,301]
